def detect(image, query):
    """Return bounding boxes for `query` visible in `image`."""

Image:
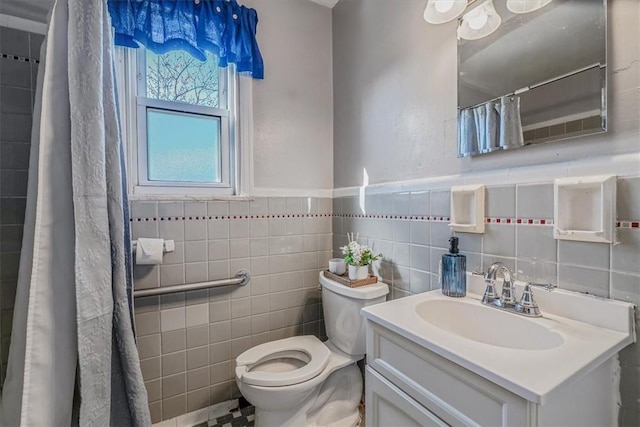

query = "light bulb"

[458,0,501,40]
[507,0,552,14]
[434,0,455,13]
[424,0,468,24]
[468,12,488,30]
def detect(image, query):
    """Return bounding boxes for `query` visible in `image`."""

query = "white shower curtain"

[0,0,150,425]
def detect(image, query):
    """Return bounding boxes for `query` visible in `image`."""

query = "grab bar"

[133,270,250,298]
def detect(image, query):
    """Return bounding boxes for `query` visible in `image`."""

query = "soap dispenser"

[441,236,466,297]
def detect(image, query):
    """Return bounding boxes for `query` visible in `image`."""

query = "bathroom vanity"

[361,274,635,427]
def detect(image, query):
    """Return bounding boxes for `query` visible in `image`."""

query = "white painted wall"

[245,0,334,195]
[332,0,640,189]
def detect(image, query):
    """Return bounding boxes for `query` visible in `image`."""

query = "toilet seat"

[236,336,331,387]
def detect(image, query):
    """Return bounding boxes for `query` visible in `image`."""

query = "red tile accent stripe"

[130,213,333,222]
[129,213,640,229]
[617,221,640,229]
[485,217,553,225]
[330,214,450,222]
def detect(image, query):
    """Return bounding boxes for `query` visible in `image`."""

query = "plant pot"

[329,258,346,275]
[348,265,369,280]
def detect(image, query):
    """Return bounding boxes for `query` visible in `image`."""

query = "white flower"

[340,238,381,267]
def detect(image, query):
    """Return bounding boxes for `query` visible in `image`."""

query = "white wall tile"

[229,201,249,216]
[159,202,184,217]
[161,307,186,332]
[208,260,230,281]
[184,220,207,241]
[268,197,286,215]
[229,239,250,259]
[184,241,207,263]
[185,263,208,283]
[185,202,207,217]
[249,198,269,216]
[185,304,208,328]
[229,220,249,239]
[160,265,185,287]
[249,219,268,237]
[208,240,229,261]
[207,219,229,239]
[207,201,229,217]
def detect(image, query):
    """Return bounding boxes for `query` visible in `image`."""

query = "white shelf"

[554,175,617,243]
[449,185,485,234]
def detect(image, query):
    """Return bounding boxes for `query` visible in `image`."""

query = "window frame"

[116,46,239,196]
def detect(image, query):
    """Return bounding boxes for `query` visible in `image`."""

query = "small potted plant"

[340,233,382,280]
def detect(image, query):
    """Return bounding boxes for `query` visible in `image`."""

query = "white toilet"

[235,272,389,427]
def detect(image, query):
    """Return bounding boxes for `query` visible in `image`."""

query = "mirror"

[457,0,606,157]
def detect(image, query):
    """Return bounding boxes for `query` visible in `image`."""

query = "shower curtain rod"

[133,270,250,298]
[460,62,604,111]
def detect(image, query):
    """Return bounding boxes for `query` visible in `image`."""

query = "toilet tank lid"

[319,272,389,299]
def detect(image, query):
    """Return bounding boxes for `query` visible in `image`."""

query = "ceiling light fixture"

[506,0,552,14]
[423,0,468,24]
[458,0,502,40]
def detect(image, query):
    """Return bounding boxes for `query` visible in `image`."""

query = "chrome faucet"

[482,262,556,317]
[483,262,516,307]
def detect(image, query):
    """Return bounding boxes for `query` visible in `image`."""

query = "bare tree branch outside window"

[145,50,220,108]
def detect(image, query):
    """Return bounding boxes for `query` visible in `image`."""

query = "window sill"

[128,194,255,202]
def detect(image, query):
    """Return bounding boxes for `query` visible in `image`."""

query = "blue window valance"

[107,0,264,79]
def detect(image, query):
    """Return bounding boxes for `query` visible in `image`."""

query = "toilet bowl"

[235,273,389,427]
[236,336,362,427]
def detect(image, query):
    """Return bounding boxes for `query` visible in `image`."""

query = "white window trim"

[236,75,255,197]
[114,47,254,199]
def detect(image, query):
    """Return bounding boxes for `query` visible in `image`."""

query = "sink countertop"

[361,273,635,404]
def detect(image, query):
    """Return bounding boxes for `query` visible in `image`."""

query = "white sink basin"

[361,273,635,404]
[415,299,564,350]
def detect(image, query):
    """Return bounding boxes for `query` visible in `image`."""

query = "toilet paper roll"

[136,238,164,265]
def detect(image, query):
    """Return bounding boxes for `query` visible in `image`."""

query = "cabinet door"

[367,322,533,427]
[366,367,449,427]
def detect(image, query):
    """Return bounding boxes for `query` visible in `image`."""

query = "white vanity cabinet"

[364,319,621,427]
[361,276,635,427]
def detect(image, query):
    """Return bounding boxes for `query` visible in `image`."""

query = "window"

[117,48,237,195]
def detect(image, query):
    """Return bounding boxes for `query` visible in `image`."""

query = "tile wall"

[332,176,640,425]
[130,197,332,423]
[0,26,43,386]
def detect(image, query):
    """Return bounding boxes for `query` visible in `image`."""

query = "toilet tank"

[319,273,389,356]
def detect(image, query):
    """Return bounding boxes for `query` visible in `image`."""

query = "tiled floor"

[194,397,363,427]
[195,405,255,427]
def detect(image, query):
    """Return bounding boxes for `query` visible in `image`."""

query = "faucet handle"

[526,282,557,292]
[481,279,498,304]
[518,282,557,317]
